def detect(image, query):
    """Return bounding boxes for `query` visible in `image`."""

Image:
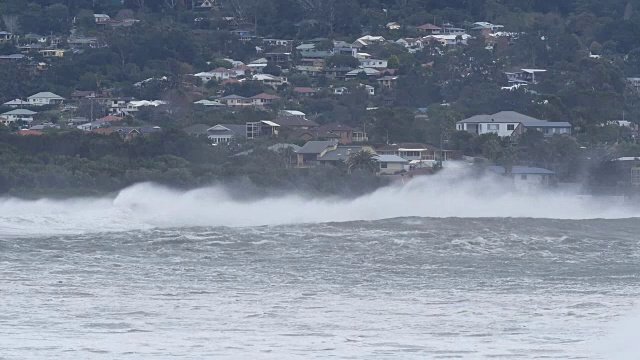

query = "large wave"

[0,168,638,237]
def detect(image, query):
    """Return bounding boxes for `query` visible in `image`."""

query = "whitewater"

[1,170,639,359]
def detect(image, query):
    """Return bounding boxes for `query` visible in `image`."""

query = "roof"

[417,23,441,30]
[183,124,210,135]
[521,121,572,128]
[296,141,338,154]
[219,94,247,100]
[378,143,437,151]
[294,87,317,93]
[318,146,367,161]
[375,155,409,163]
[346,68,380,76]
[20,129,43,136]
[2,109,37,115]
[296,43,316,50]
[378,75,399,81]
[268,143,302,152]
[317,123,355,133]
[489,166,555,175]
[3,99,29,105]
[208,124,247,138]
[458,111,547,124]
[272,116,318,128]
[251,93,280,100]
[261,120,280,127]
[97,115,123,122]
[280,110,305,116]
[28,92,64,100]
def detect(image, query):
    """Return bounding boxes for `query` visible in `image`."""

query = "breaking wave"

[0,168,638,237]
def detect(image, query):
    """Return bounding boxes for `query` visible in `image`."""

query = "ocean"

[1,176,639,359]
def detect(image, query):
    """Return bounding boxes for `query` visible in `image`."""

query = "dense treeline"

[0,128,390,196]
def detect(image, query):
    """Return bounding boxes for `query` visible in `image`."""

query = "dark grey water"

[1,218,639,359]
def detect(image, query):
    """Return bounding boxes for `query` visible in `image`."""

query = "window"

[380,163,388,168]
[507,124,515,131]
[487,124,499,131]
[521,175,527,180]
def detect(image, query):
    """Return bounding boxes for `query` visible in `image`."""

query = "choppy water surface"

[1,217,639,359]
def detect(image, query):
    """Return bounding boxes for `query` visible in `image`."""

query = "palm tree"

[346,150,378,174]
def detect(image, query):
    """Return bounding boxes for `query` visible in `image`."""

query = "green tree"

[346,150,378,173]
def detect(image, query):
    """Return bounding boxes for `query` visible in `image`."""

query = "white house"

[193,72,216,83]
[456,111,572,137]
[334,87,349,95]
[362,84,375,96]
[210,67,236,81]
[359,58,388,68]
[376,155,409,175]
[252,74,287,88]
[2,109,37,124]
[206,124,247,144]
[27,92,64,106]
[425,34,471,46]
[386,22,401,30]
[3,99,30,108]
[489,166,554,191]
[94,14,111,24]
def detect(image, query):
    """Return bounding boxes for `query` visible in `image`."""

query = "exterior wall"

[458,122,518,136]
[511,173,550,191]
[379,162,405,175]
[208,134,233,144]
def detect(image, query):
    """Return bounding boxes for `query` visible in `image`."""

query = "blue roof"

[489,166,554,175]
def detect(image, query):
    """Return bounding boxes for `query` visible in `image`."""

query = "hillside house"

[386,22,401,30]
[377,143,441,161]
[377,75,398,89]
[219,94,252,106]
[376,155,409,175]
[207,124,247,144]
[416,24,441,34]
[293,87,318,97]
[27,92,64,106]
[360,59,388,68]
[94,14,111,24]
[252,74,287,88]
[505,69,546,84]
[489,166,555,191]
[456,111,571,137]
[250,93,280,106]
[2,109,37,124]
[3,99,30,108]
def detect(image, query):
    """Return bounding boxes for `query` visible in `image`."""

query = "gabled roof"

[211,67,235,73]
[2,109,37,115]
[272,116,319,128]
[377,143,437,151]
[458,111,547,124]
[183,124,210,135]
[296,43,316,50]
[250,93,280,100]
[3,99,29,106]
[296,140,338,154]
[317,123,355,133]
[346,68,380,76]
[28,92,64,100]
[318,146,367,161]
[207,124,247,138]
[417,23,441,30]
[489,166,554,175]
[219,94,247,100]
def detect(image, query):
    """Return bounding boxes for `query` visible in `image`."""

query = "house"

[456,111,572,137]
[206,124,247,144]
[386,22,401,30]
[293,87,318,97]
[333,41,357,57]
[346,68,381,78]
[194,99,225,107]
[441,23,466,35]
[265,46,292,64]
[416,23,441,34]
[375,155,409,175]
[360,58,388,69]
[377,143,442,161]
[295,141,339,167]
[219,94,252,106]
[252,74,287,88]
[355,35,385,45]
[24,33,47,43]
[377,75,398,89]
[297,43,333,59]
[194,0,216,10]
[0,116,14,127]
[334,86,349,95]
[67,36,98,49]
[471,22,504,32]
[426,34,471,46]
[316,123,355,144]
[3,99,29,108]
[77,121,107,131]
[0,54,26,62]
[231,29,252,42]
[323,67,353,80]
[250,93,280,106]
[396,38,424,53]
[94,14,111,24]
[0,31,12,42]
[317,145,376,166]
[230,64,252,77]
[262,39,294,47]
[27,92,64,106]
[39,49,65,58]
[211,67,237,81]
[272,115,318,130]
[505,69,546,84]
[489,166,554,190]
[71,90,98,99]
[362,84,375,96]
[279,110,306,118]
[245,120,280,139]
[296,65,323,77]
[193,72,217,84]
[2,109,37,124]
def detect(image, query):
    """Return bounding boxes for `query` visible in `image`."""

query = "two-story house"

[456,111,572,137]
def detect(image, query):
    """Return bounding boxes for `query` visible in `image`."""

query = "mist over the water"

[0,168,637,237]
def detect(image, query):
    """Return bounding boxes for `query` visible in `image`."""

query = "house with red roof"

[416,23,442,34]
[293,87,317,97]
[250,93,280,106]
